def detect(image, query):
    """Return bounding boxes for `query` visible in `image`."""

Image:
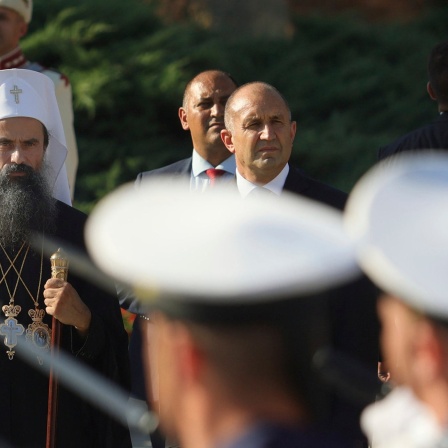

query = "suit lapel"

[282,166,309,195]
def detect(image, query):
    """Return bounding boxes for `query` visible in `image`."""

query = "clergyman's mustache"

[2,163,34,176]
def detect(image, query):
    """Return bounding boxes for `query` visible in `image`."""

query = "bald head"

[221,82,296,184]
[178,70,238,166]
[224,82,291,133]
[182,70,238,109]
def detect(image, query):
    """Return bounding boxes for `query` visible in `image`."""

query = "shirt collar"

[191,148,236,177]
[236,164,289,198]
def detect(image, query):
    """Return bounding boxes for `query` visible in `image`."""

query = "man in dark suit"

[221,81,379,447]
[136,69,238,188]
[125,69,239,448]
[378,40,448,161]
[220,81,346,209]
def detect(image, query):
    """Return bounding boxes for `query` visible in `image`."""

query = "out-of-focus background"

[28,0,446,212]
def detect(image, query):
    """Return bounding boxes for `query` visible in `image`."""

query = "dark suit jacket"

[282,167,378,448]
[135,157,192,186]
[121,157,194,446]
[283,165,347,210]
[123,157,193,315]
[378,113,448,160]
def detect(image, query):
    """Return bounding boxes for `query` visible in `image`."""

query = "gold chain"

[0,237,44,307]
[0,243,28,305]
[0,236,49,363]
[0,242,25,288]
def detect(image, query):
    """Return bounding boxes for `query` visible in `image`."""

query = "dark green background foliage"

[24,0,448,212]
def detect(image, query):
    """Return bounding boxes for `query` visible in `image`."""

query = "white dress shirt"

[190,149,236,191]
[236,164,289,198]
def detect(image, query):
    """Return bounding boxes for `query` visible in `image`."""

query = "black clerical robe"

[0,201,132,448]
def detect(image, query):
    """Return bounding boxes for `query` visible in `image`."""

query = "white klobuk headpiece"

[0,68,71,205]
[86,178,360,312]
[345,152,448,320]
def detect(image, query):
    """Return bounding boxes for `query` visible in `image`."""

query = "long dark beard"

[0,163,57,248]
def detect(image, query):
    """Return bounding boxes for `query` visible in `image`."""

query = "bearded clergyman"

[0,69,132,447]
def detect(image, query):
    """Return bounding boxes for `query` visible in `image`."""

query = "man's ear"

[220,129,235,154]
[18,21,28,39]
[427,82,437,101]
[412,320,442,384]
[179,107,189,131]
[176,327,205,385]
[290,120,297,143]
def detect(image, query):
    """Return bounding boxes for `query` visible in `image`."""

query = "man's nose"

[210,102,224,117]
[260,124,275,140]
[10,147,25,164]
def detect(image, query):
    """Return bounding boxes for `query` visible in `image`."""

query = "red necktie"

[205,169,226,187]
